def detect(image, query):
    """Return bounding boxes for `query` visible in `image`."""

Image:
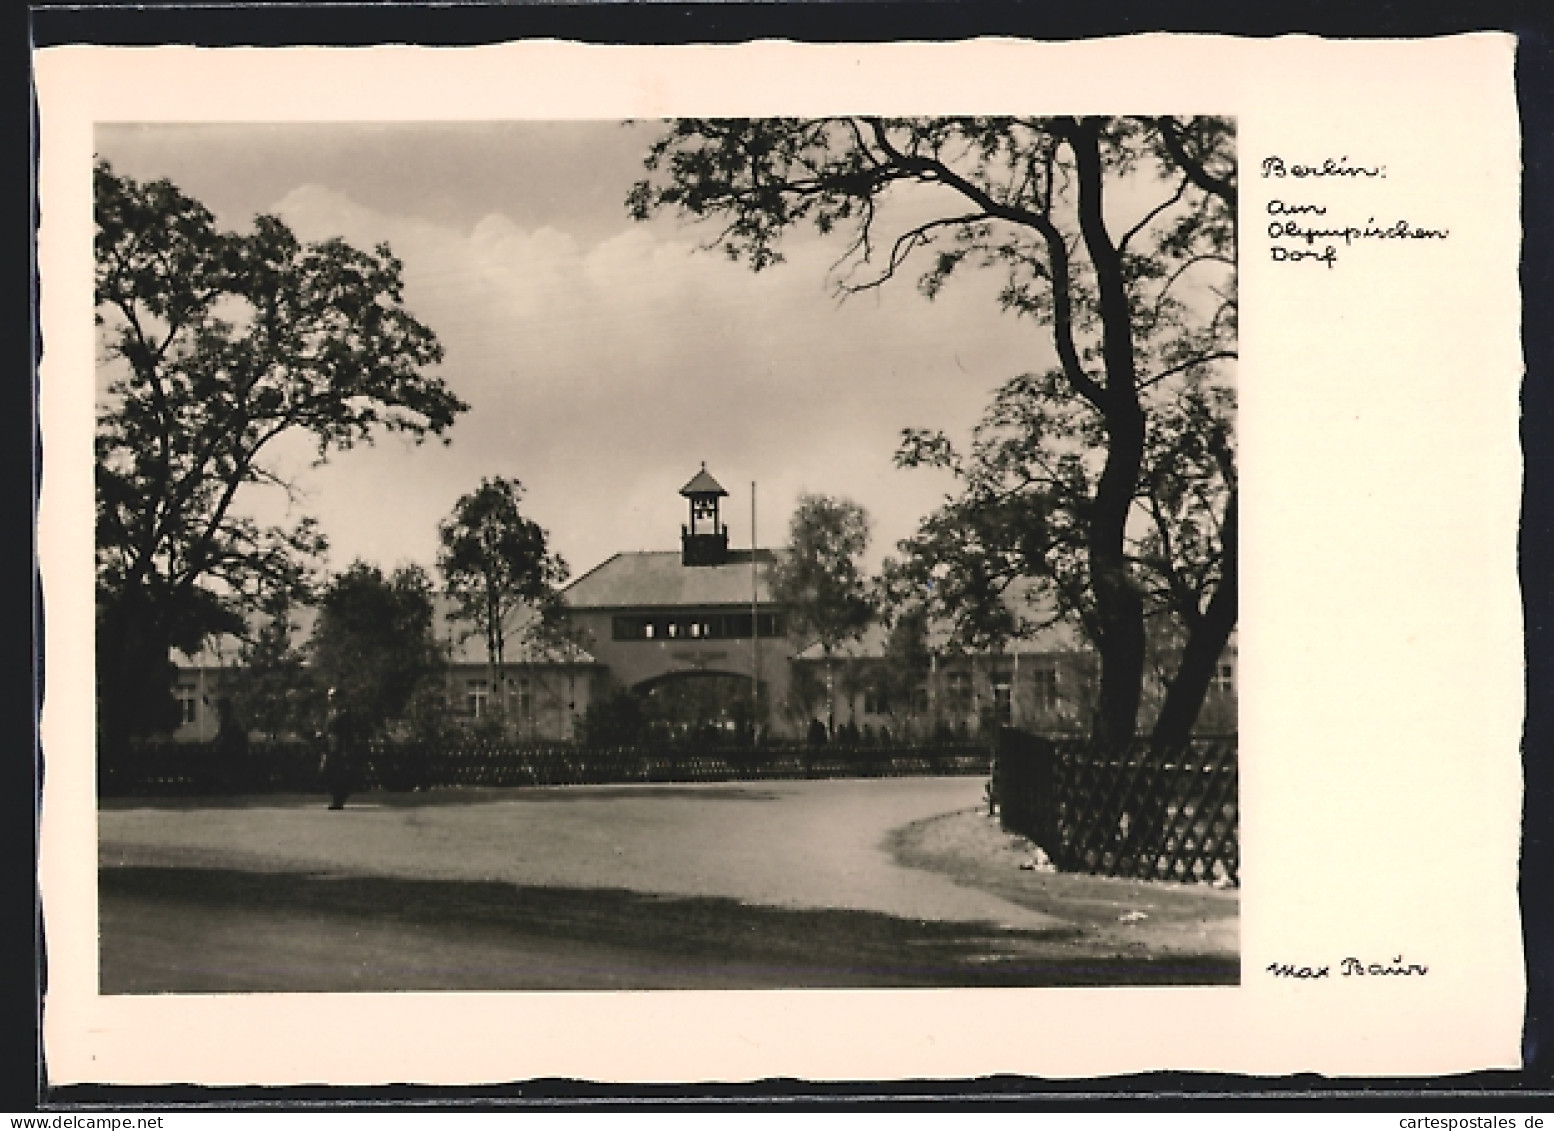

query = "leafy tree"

[580,688,648,748]
[402,672,457,749]
[94,161,467,752]
[769,494,873,733]
[308,562,444,735]
[889,322,1235,753]
[230,596,322,740]
[879,602,935,736]
[436,476,568,725]
[781,658,828,735]
[630,117,1236,756]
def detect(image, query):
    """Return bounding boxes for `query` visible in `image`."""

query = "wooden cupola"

[679,462,729,566]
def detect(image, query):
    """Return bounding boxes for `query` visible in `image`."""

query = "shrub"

[581,689,647,747]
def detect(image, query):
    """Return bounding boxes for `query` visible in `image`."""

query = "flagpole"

[751,480,759,747]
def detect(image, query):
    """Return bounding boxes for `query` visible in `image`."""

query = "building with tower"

[160,464,1234,747]
[559,464,796,738]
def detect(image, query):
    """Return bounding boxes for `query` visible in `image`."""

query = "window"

[466,679,490,718]
[1031,667,1059,713]
[945,670,973,713]
[613,613,784,641]
[175,685,198,726]
[863,688,890,716]
[1213,662,1235,693]
[614,616,660,640]
[991,675,1013,725]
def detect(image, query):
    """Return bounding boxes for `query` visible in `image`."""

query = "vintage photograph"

[92,116,1239,993]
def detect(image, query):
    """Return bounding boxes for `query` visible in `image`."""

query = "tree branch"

[1138,349,1238,391]
[1117,174,1191,254]
[1157,117,1238,207]
[845,212,988,294]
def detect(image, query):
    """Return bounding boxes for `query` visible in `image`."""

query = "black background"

[18,0,1554,1112]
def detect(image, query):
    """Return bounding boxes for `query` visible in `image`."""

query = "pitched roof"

[432,598,597,666]
[679,465,728,497]
[792,616,1084,661]
[562,549,782,610]
[172,594,597,670]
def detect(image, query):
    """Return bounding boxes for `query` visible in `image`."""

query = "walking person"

[320,687,360,810]
[213,696,250,794]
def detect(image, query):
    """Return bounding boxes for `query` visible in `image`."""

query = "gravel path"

[101,778,1066,932]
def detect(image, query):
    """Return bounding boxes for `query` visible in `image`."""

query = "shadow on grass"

[100,864,1239,993]
[98,784,789,812]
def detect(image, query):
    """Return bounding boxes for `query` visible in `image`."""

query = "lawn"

[99,777,1238,992]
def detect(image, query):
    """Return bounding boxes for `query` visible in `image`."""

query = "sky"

[95,121,1053,583]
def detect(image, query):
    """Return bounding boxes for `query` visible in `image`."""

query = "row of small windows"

[613,613,785,642]
[858,667,1062,722]
[176,680,564,726]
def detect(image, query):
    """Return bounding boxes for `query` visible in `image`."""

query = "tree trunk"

[96,591,180,761]
[487,595,504,726]
[1067,118,1151,757]
[1088,540,1147,752]
[488,660,499,728]
[1150,492,1238,758]
[825,658,836,737]
[1078,318,1148,755]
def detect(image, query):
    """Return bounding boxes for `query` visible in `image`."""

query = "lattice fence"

[995,729,1238,886]
[98,739,992,797]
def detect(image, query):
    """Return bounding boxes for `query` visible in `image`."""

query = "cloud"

[263,182,1048,579]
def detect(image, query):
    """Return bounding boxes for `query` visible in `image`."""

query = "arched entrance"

[632,670,766,740]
